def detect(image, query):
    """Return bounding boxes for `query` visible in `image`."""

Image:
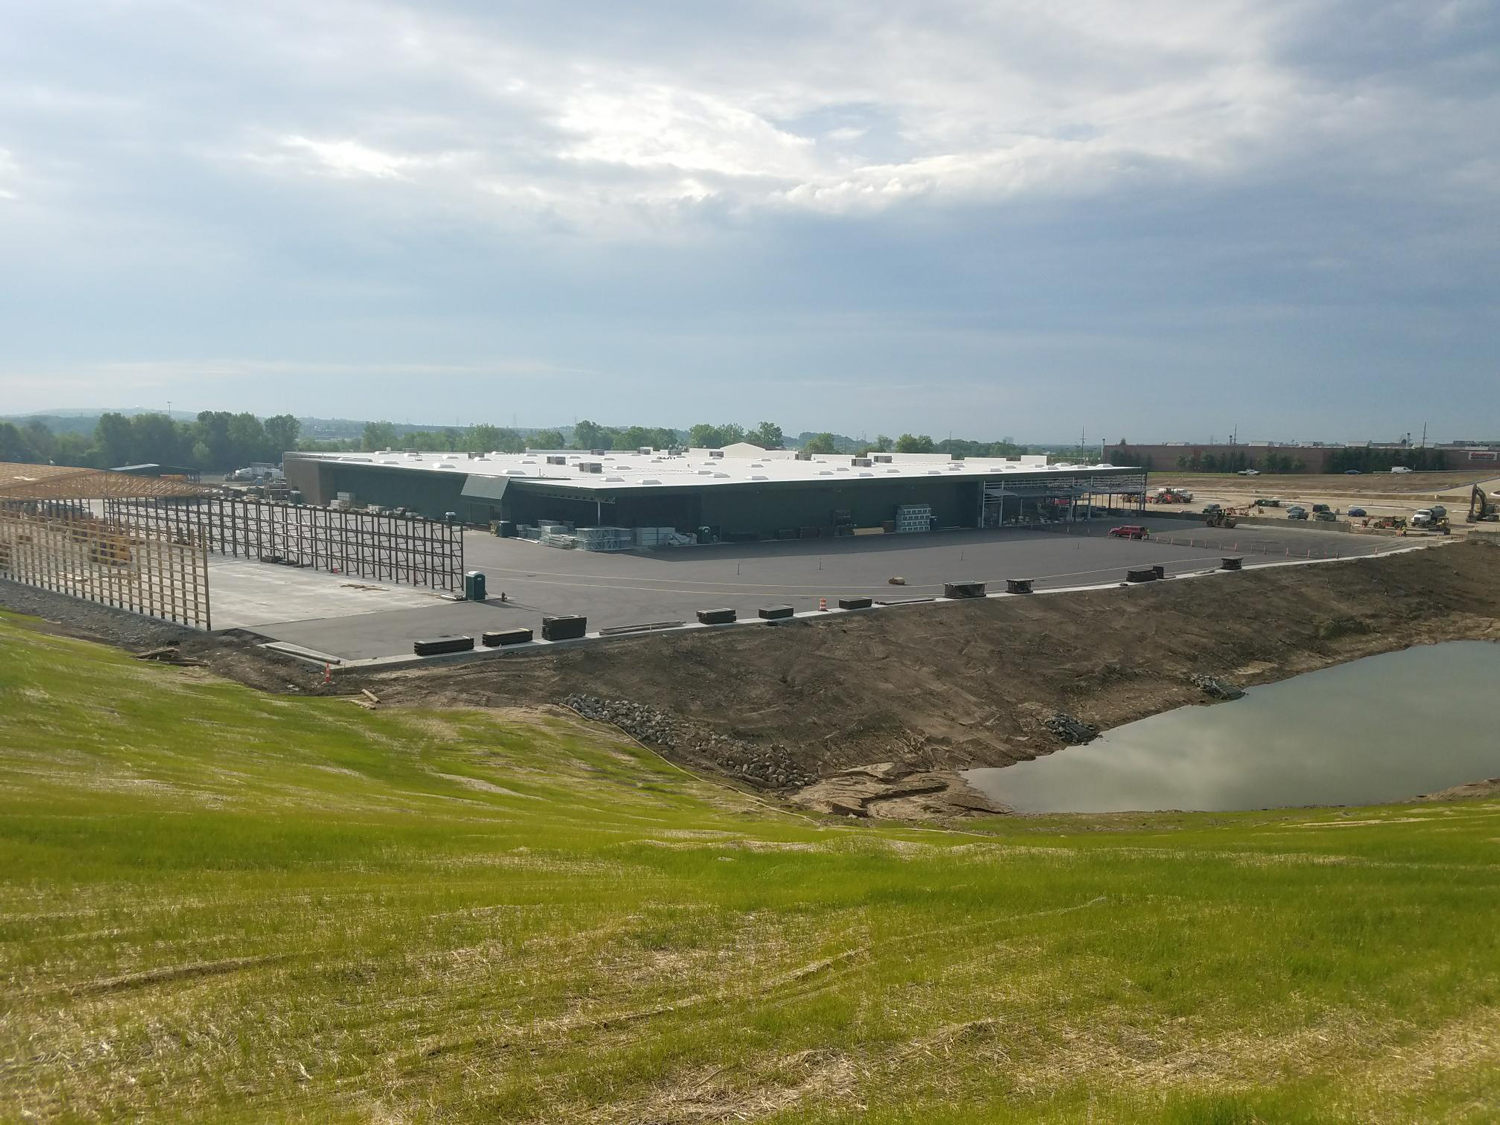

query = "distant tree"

[51,432,92,467]
[22,420,55,462]
[1176,455,1189,470]
[895,433,934,453]
[572,419,608,450]
[227,413,268,465]
[872,434,893,452]
[690,424,724,448]
[802,432,837,454]
[0,422,39,462]
[94,413,135,467]
[127,413,190,465]
[466,424,501,452]
[362,421,397,451]
[529,429,566,449]
[492,428,526,454]
[747,421,784,449]
[647,427,680,450]
[264,414,301,457]
[718,423,746,445]
[194,411,234,465]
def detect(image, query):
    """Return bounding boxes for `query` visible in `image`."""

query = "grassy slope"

[1,613,1498,1124]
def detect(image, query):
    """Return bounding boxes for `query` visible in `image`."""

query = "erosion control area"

[347,541,1500,813]
[5,540,1496,817]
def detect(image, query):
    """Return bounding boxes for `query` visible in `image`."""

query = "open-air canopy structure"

[0,462,211,628]
[0,463,206,503]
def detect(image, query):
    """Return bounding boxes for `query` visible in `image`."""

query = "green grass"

[1,611,1498,1123]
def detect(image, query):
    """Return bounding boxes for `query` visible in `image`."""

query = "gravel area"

[0,578,198,650]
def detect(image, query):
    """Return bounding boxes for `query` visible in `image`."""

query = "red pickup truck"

[1108,525,1149,540]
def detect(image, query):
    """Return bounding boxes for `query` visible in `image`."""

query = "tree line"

[1,410,1033,472]
[0,412,303,472]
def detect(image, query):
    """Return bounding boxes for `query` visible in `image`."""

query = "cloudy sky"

[1,0,1496,442]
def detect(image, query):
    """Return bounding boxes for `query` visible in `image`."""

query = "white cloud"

[0,148,20,200]
[279,136,417,180]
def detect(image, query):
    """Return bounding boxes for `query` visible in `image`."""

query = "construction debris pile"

[564,694,817,789]
[1190,673,1247,701]
[1044,712,1100,744]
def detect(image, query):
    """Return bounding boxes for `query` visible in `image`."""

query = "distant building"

[1110,439,1500,474]
[109,463,202,483]
[285,448,1147,535]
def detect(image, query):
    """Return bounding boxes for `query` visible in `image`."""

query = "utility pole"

[1421,422,1427,449]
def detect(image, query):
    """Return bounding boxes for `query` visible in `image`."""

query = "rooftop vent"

[605,475,625,482]
[638,478,662,485]
[713,472,730,478]
[750,474,768,481]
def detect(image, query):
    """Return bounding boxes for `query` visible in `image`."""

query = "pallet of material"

[482,628,533,647]
[696,608,737,625]
[943,581,986,599]
[758,605,795,620]
[412,635,475,656]
[838,596,873,610]
[541,615,588,641]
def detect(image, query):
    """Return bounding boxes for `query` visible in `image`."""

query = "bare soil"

[10,542,1499,817]
[352,541,1500,811]
[1157,470,1500,501]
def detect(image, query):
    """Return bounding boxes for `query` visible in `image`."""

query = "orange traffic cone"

[819,597,827,611]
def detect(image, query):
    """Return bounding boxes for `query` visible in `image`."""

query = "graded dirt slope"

[361,541,1500,797]
[4,613,1499,1123]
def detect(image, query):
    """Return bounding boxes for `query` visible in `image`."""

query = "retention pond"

[965,641,1500,814]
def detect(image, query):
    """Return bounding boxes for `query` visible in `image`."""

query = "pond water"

[964,641,1500,813]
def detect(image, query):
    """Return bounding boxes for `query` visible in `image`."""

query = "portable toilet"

[464,571,487,601]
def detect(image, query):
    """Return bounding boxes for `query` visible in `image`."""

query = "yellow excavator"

[1467,485,1499,524]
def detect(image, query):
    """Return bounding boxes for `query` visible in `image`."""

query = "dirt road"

[352,541,1500,812]
[1153,471,1500,526]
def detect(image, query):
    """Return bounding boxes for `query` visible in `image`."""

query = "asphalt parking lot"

[249,516,1403,661]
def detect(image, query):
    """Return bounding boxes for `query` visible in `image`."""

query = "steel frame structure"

[0,502,210,628]
[106,497,465,592]
[979,472,1149,528]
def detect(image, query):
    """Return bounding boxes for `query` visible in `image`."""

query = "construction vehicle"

[1204,509,1239,528]
[1410,509,1451,534]
[1150,487,1193,504]
[1254,497,1282,507]
[1370,515,1406,530]
[89,532,132,566]
[1467,485,1499,523]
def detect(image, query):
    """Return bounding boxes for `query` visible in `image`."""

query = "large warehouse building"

[284,447,1147,541]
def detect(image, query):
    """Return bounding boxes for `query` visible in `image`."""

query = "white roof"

[290,449,1141,492]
